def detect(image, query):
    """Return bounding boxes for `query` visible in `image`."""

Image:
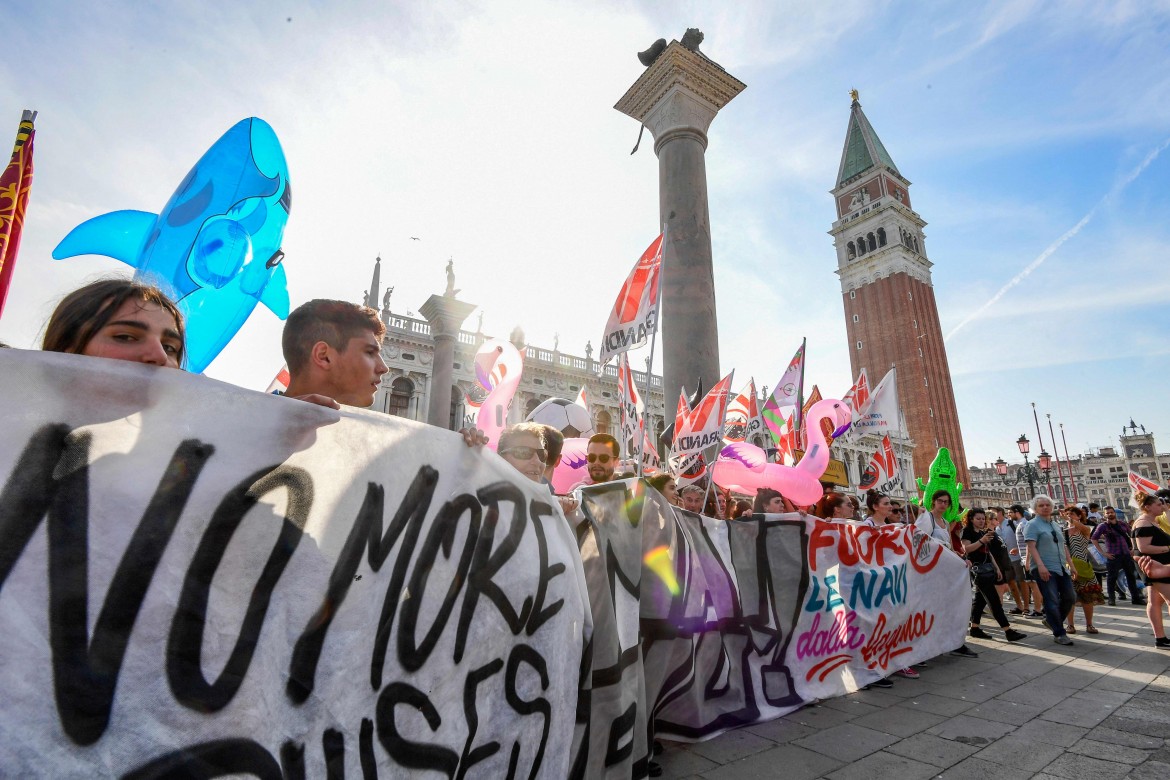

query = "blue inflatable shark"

[53,117,292,372]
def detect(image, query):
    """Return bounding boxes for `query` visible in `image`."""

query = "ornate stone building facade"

[968,421,1170,513]
[829,93,968,486]
[361,262,668,444]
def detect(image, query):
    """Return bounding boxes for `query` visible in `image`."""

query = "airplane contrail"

[945,136,1170,342]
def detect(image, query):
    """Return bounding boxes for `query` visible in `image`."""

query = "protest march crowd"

[7,275,1170,777]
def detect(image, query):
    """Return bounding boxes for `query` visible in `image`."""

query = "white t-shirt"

[915,512,953,550]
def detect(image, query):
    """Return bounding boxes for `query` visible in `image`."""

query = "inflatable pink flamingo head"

[470,338,523,446]
[823,400,853,440]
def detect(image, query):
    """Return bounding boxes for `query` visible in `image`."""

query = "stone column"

[615,39,745,402]
[420,294,477,429]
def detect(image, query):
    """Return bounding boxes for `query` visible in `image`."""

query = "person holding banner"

[961,509,1028,643]
[647,473,679,506]
[916,491,981,658]
[815,492,854,522]
[281,299,388,409]
[42,279,185,368]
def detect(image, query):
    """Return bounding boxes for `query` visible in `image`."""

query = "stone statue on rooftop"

[382,287,393,311]
[444,259,460,298]
[680,28,704,53]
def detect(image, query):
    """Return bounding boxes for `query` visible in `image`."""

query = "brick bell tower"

[829,91,968,484]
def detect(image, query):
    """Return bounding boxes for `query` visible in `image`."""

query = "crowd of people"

[15,276,1170,778]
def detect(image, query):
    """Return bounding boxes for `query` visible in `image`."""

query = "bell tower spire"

[829,93,968,484]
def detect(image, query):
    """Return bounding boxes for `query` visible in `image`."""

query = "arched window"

[449,385,464,431]
[867,232,876,252]
[596,410,612,436]
[388,377,414,418]
[524,396,542,418]
[847,241,856,259]
[877,228,886,246]
[856,237,866,256]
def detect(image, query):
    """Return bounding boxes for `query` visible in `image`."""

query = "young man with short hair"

[282,299,388,408]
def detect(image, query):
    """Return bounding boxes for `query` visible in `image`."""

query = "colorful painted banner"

[0,351,968,777]
[598,233,663,368]
[576,481,969,771]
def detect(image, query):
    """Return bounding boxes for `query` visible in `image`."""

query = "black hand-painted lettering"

[369,467,439,690]
[398,494,481,672]
[359,718,378,780]
[454,482,533,662]
[48,434,214,746]
[0,424,70,594]
[122,738,282,779]
[323,728,345,780]
[455,658,503,780]
[167,465,311,713]
[525,501,566,636]
[280,741,305,780]
[375,682,459,778]
[505,644,551,780]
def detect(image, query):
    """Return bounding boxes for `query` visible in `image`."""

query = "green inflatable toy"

[909,447,965,522]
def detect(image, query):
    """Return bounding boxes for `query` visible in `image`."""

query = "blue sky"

[1,0,1168,469]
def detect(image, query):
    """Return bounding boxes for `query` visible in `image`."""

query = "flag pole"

[637,224,665,479]
[1047,413,1070,504]
[794,336,807,438]
[1060,423,1078,503]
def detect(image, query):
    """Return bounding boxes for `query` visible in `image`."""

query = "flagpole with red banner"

[637,223,665,479]
[0,110,36,319]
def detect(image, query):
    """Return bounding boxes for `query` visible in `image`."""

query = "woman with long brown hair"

[43,278,185,368]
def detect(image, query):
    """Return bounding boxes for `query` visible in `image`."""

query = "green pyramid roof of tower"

[837,100,900,187]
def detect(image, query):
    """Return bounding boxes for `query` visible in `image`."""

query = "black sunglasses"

[499,446,547,463]
[587,453,614,464]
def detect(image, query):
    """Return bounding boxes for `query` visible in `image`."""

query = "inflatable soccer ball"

[526,397,596,439]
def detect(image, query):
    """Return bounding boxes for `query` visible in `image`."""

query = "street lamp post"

[994,434,1053,499]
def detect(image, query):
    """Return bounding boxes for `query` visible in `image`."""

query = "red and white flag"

[669,452,707,487]
[673,371,734,457]
[266,365,290,394]
[617,353,644,452]
[1128,471,1162,495]
[843,368,870,416]
[598,233,663,367]
[859,434,903,493]
[641,427,661,475]
[723,378,763,444]
[574,385,589,412]
[851,367,899,436]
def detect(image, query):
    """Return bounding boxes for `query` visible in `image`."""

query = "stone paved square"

[656,611,1170,779]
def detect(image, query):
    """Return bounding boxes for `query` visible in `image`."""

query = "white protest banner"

[616,353,643,455]
[0,350,589,777]
[577,482,968,755]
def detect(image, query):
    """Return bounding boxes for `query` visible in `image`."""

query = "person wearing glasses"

[586,433,620,484]
[497,423,580,514]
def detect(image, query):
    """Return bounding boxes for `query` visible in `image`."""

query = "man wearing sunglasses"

[586,433,621,484]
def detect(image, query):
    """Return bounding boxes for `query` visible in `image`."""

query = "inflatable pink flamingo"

[711,398,852,505]
[468,338,523,446]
